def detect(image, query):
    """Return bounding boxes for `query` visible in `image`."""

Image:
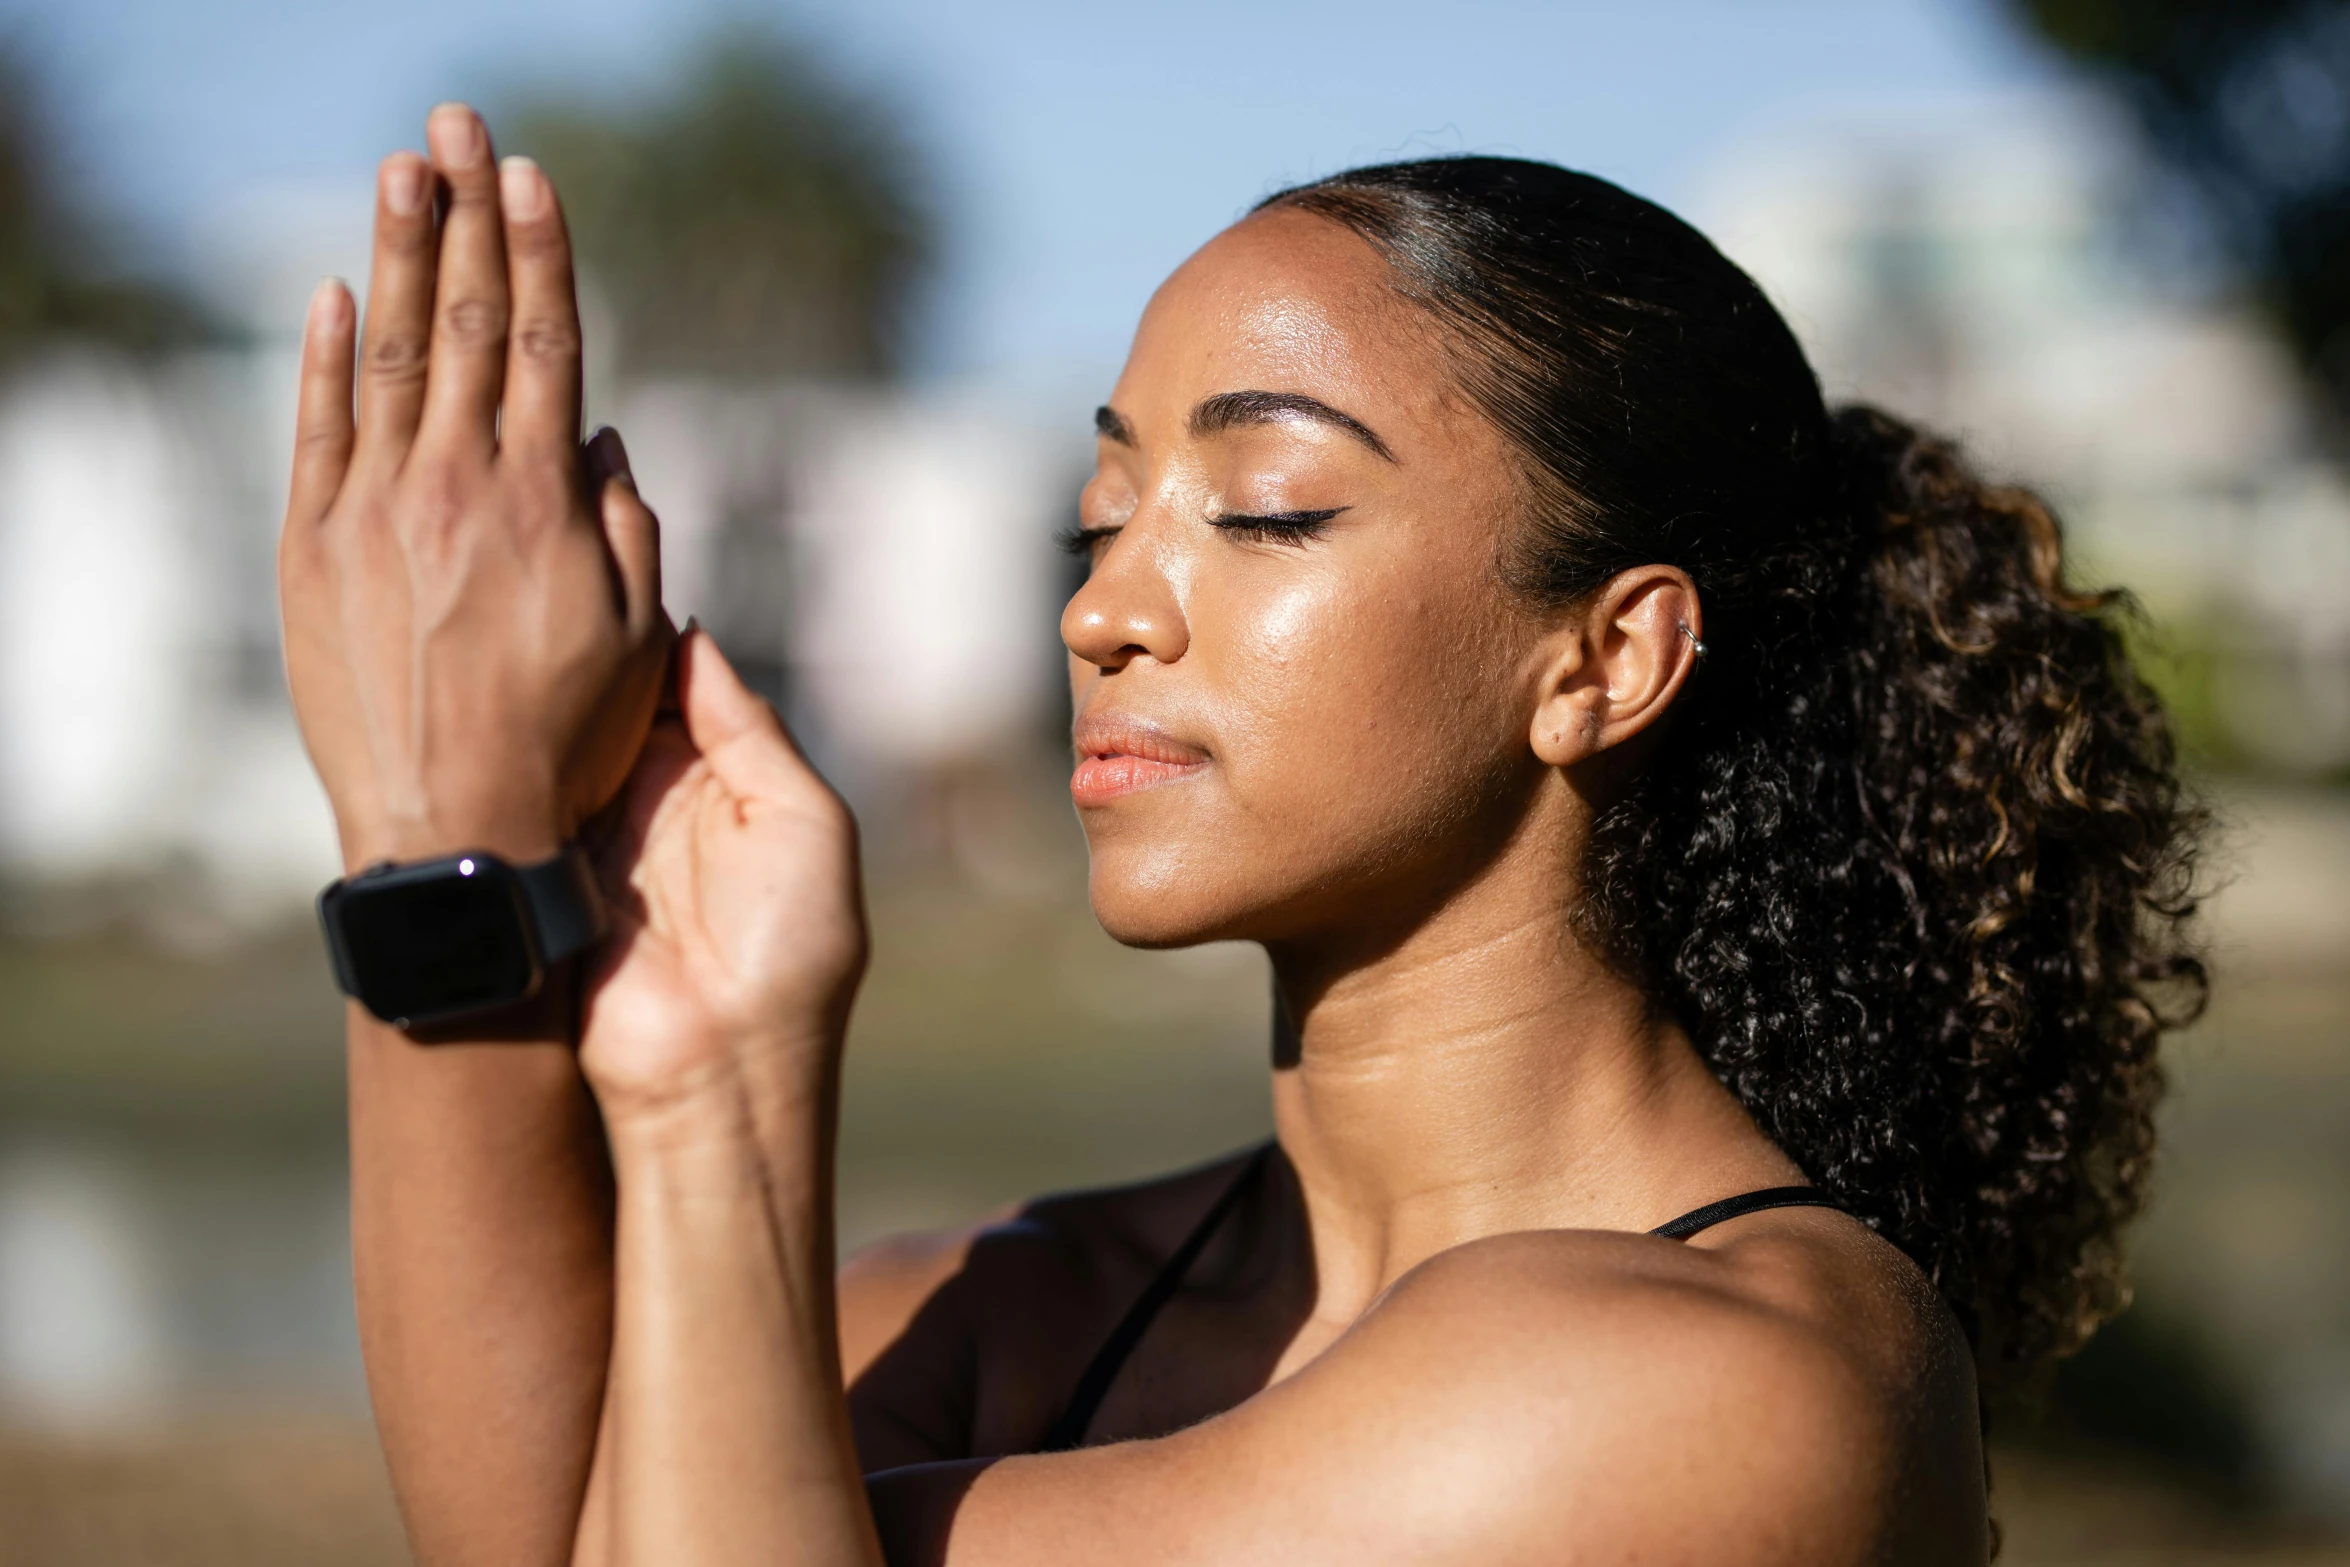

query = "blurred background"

[0,0,2344,1559]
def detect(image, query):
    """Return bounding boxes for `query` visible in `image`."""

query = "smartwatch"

[317,845,607,1027]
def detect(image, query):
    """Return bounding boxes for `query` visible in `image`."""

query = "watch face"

[329,856,538,1025]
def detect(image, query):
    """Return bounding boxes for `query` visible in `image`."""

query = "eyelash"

[1054,507,1347,557]
[1209,507,1346,544]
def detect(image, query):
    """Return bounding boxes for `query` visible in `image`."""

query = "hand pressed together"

[579,628,867,1131]
[279,104,669,874]
[280,100,866,1101]
[278,103,878,1567]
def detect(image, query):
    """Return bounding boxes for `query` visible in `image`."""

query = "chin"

[1082,829,1280,949]
[1076,770,1450,950]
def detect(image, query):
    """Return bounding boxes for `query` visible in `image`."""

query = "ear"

[1527,566,1703,768]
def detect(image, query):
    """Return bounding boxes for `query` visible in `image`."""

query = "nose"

[1061,528,1190,671]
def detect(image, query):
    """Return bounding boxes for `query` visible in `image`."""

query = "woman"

[282,104,2203,1564]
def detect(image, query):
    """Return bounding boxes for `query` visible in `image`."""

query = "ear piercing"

[1679,622,1708,658]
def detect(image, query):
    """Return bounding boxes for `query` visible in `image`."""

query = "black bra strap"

[1038,1143,1274,1453]
[1650,1185,1846,1241]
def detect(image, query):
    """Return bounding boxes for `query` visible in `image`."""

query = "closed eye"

[1055,506,1349,559]
[1208,506,1347,545]
[1056,523,1119,557]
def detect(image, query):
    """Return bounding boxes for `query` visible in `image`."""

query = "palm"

[578,632,866,1121]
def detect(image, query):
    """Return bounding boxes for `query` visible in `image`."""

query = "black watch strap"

[517,843,607,966]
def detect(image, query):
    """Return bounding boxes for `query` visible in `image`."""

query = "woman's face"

[1065,208,1562,948]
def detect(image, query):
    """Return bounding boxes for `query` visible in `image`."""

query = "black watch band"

[513,843,606,968]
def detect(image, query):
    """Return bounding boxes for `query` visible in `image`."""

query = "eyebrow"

[1190,390,1396,462]
[1090,393,1398,462]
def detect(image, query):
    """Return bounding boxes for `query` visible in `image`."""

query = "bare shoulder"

[1410,1205,1975,1400]
[1343,1212,1987,1561]
[927,1208,1987,1565]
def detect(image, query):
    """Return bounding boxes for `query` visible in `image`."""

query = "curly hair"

[1261,158,2207,1392]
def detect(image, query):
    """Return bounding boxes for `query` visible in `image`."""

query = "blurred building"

[1699,91,2350,774]
[0,185,1074,927]
[617,381,1068,783]
[0,347,319,929]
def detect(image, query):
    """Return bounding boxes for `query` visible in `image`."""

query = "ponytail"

[1264,158,2210,1389]
[1588,405,2206,1385]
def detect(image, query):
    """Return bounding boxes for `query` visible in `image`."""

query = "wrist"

[601,1074,832,1243]
[337,807,566,875]
[595,1036,838,1171]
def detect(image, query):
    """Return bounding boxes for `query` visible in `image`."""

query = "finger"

[416,103,509,454]
[352,150,435,463]
[287,278,356,527]
[587,428,662,633]
[498,157,583,463]
[599,717,699,877]
[675,629,826,802]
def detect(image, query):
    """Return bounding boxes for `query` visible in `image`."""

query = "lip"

[1070,714,1210,807]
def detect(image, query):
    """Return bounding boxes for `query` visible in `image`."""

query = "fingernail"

[500,156,547,221]
[309,277,349,327]
[382,155,425,216]
[592,425,634,483]
[427,102,486,169]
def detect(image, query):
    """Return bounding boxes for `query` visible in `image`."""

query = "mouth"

[1069,716,1210,808]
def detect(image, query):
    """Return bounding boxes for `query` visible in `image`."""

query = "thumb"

[676,627,827,802]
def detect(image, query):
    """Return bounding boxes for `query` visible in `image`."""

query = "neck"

[1263,831,1796,1319]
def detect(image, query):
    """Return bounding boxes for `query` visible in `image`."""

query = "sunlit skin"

[1064,222,1541,955]
[286,104,1990,1567]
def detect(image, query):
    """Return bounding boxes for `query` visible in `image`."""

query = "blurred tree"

[2007,0,2350,430]
[0,44,207,361]
[511,30,933,381]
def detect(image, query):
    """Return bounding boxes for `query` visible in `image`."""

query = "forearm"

[600,1066,881,1567]
[281,103,719,1566]
[349,993,617,1567]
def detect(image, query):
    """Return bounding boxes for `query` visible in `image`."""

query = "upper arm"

[874,1234,1917,1567]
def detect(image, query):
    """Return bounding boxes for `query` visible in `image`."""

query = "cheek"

[1195,557,1524,884]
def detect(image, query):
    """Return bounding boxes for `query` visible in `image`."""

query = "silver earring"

[1680,622,1708,658]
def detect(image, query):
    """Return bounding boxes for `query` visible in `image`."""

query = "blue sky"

[5,0,2057,389]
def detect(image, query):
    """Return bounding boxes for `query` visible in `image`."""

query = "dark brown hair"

[1260,158,2207,1391]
